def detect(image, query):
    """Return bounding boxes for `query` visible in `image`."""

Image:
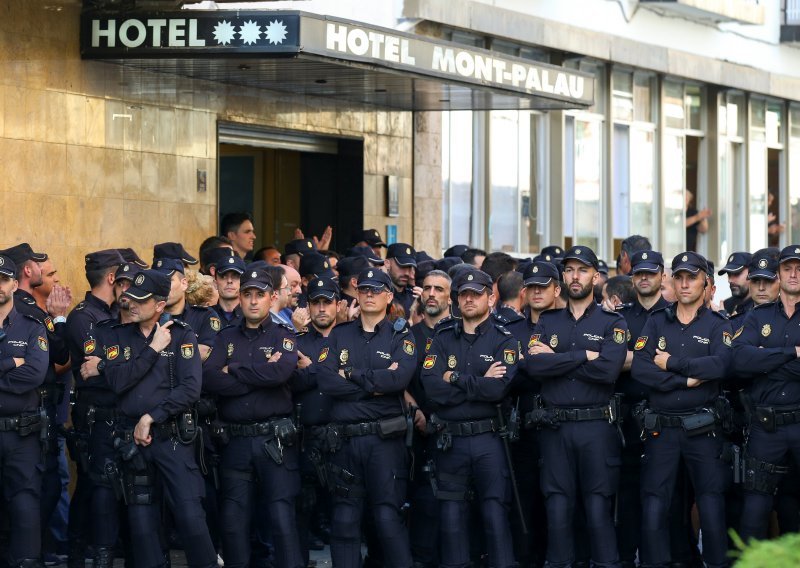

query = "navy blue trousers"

[0,430,43,564]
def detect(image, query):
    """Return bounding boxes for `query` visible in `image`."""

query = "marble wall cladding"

[0,2,438,297]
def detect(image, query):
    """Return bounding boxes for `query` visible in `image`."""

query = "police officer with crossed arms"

[203,268,303,568]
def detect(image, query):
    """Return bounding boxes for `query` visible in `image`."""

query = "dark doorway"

[768,148,783,248]
[218,136,363,253]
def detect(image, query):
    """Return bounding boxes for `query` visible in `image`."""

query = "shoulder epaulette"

[74,301,87,311]
[275,321,295,333]
[188,305,212,313]
[493,312,510,324]
[20,296,36,306]
[170,320,191,329]
[22,314,44,326]
[710,309,730,320]
[494,322,512,336]
[753,301,776,311]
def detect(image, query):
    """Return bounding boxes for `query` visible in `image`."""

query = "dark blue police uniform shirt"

[291,325,333,426]
[410,320,439,415]
[421,317,517,421]
[505,316,543,412]
[495,305,524,325]
[731,300,800,407]
[313,317,416,423]
[103,320,201,424]
[175,304,219,347]
[14,289,69,394]
[0,307,49,415]
[211,303,243,329]
[394,287,415,318]
[631,304,733,413]
[66,293,117,404]
[203,318,298,423]
[525,302,628,408]
[616,296,670,403]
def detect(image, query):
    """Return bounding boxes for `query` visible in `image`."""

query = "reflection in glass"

[750,140,767,251]
[791,136,800,243]
[489,111,520,252]
[574,119,601,252]
[630,129,655,241]
[663,133,685,258]
[442,111,473,247]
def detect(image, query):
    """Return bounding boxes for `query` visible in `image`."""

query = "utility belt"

[0,412,43,435]
[636,407,718,439]
[752,405,800,433]
[429,415,500,453]
[524,394,621,429]
[225,417,297,465]
[119,410,198,446]
[336,415,408,440]
[73,402,121,430]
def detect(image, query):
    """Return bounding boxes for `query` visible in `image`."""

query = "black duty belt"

[441,418,499,436]
[341,421,381,437]
[766,406,800,427]
[228,419,287,437]
[552,407,610,422]
[0,413,42,434]
[91,407,121,422]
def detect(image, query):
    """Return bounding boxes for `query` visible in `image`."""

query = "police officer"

[408,269,453,567]
[729,245,800,541]
[737,251,780,323]
[718,251,753,317]
[314,268,416,568]
[153,258,220,360]
[103,269,216,568]
[608,250,668,566]
[505,260,561,568]
[421,269,518,568]
[153,241,199,269]
[211,255,246,327]
[0,254,50,568]
[2,244,71,534]
[524,245,628,568]
[632,251,733,568]
[292,277,340,565]
[64,249,125,568]
[385,243,419,317]
[203,269,303,568]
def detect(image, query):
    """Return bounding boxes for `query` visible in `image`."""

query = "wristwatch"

[448,371,460,385]
[53,316,67,325]
[96,359,106,374]
[343,366,353,380]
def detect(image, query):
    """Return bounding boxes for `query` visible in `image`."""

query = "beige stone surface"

[0,2,425,299]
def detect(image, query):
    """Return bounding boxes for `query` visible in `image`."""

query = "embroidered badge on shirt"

[504,349,516,364]
[210,317,221,332]
[722,331,732,347]
[44,317,54,333]
[84,339,96,355]
[425,338,432,353]
[283,338,295,352]
[227,343,234,357]
[658,336,667,350]
[613,328,625,344]
[634,337,648,350]
[181,343,194,359]
[339,349,349,364]
[124,346,131,360]
[106,345,119,360]
[549,334,558,348]
[528,334,540,348]
[762,324,771,337]
[37,336,48,352]
[318,347,329,362]
[403,339,415,356]
[447,355,457,369]
[423,355,436,369]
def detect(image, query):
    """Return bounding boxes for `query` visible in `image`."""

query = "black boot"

[68,541,86,568]
[94,547,114,568]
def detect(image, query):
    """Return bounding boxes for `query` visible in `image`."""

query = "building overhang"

[639,0,765,25]
[80,10,594,111]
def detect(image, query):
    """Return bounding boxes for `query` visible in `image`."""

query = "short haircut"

[480,252,518,283]
[264,266,285,290]
[620,235,652,257]
[152,294,168,303]
[605,275,635,304]
[86,266,118,289]
[462,248,487,266]
[320,249,340,261]
[220,213,253,236]
[253,246,279,261]
[423,269,452,285]
[497,271,523,303]
[200,235,232,257]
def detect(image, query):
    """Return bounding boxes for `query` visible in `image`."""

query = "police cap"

[415,250,435,264]
[455,269,493,294]
[360,229,386,248]
[337,256,371,279]
[114,262,142,283]
[123,269,171,300]
[747,254,778,281]
[718,251,752,275]
[152,258,184,276]
[284,239,316,257]
[357,268,393,290]
[348,245,384,266]
[202,247,236,270]
[562,246,599,270]
[2,243,47,266]
[435,257,463,272]
[670,252,708,275]
[216,255,246,275]
[117,248,148,268]
[240,269,274,291]
[597,259,609,275]
[443,244,469,259]
[779,245,800,264]
[308,277,341,301]
[299,252,335,279]
[523,261,560,287]
[0,255,17,279]
[541,245,565,259]
[153,242,198,265]
[85,249,125,272]
[386,243,417,267]
[630,250,664,274]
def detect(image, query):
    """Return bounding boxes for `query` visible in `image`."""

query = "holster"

[104,460,125,503]
[754,406,776,433]
[642,410,660,439]
[378,415,408,439]
[176,410,198,444]
[742,456,790,495]
[680,411,716,437]
[64,428,90,473]
[714,396,735,434]
[209,420,230,446]
[506,404,521,442]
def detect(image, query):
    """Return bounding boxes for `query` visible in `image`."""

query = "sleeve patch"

[282,338,295,352]
[722,331,732,347]
[106,345,119,360]
[634,337,648,351]
[318,347,329,362]
[403,339,415,356]
[181,343,195,359]
[733,326,744,340]
[423,355,436,369]
[613,328,625,344]
[209,317,221,332]
[38,336,48,352]
[504,349,516,364]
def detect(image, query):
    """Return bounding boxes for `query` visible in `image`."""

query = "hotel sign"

[81,11,594,107]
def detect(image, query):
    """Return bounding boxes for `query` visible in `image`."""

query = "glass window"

[488,111,522,252]
[725,93,745,138]
[612,125,630,239]
[633,74,654,123]
[749,139,767,251]
[766,102,783,147]
[441,111,474,248]
[790,106,800,243]
[751,99,766,143]
[573,118,602,252]
[663,133,685,258]
[612,69,634,122]
[685,85,703,131]
[630,128,655,242]
[664,82,685,130]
